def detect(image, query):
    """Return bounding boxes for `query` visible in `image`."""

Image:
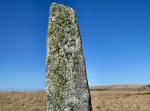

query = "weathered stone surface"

[46,3,92,111]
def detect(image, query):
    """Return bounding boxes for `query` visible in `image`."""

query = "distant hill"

[90,84,150,91]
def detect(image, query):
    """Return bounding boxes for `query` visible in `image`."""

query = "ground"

[91,90,150,111]
[0,85,150,111]
[0,92,45,111]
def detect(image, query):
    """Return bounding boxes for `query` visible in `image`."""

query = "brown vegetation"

[91,90,150,111]
[0,92,45,111]
[0,85,150,111]
[91,85,150,111]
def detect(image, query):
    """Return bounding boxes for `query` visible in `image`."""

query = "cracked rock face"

[46,3,92,111]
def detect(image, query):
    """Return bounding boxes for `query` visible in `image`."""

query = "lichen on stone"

[46,2,92,111]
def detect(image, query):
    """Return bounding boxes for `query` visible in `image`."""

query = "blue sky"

[0,0,150,91]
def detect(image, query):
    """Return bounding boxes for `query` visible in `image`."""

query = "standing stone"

[46,3,92,111]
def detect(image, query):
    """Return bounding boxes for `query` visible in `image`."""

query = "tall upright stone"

[46,3,92,111]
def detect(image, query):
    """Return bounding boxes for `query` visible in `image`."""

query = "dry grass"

[0,85,150,111]
[91,90,150,111]
[0,92,45,111]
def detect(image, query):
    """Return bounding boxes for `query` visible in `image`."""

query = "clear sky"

[0,0,150,91]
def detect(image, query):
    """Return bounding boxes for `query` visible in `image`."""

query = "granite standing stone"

[46,3,92,111]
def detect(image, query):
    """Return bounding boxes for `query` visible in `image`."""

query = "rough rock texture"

[46,3,92,111]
